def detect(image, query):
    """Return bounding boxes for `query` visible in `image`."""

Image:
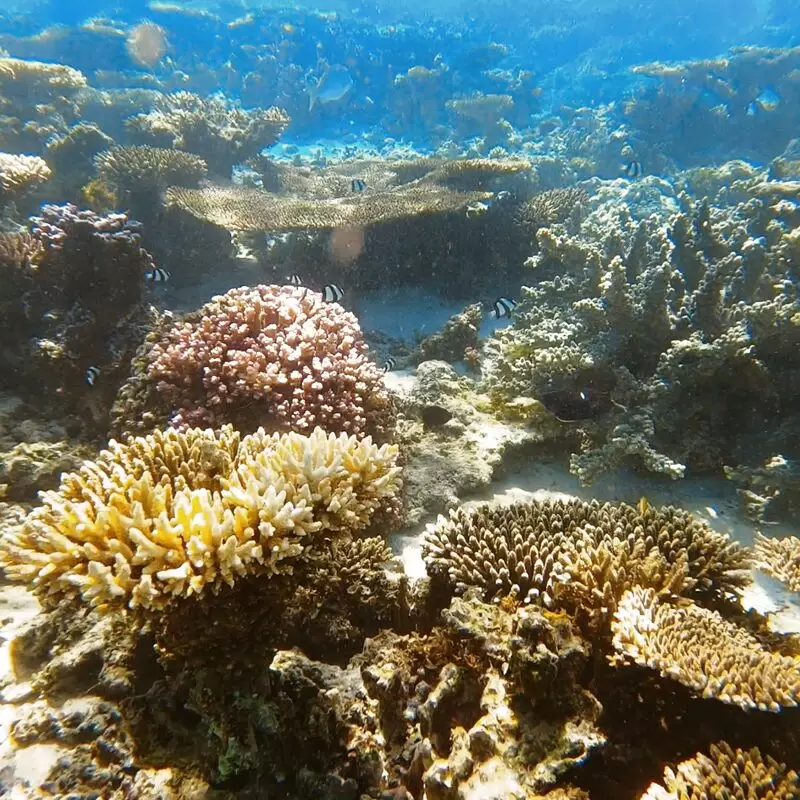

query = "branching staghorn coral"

[484,171,800,484]
[0,425,401,612]
[111,284,393,440]
[611,587,800,712]
[640,742,800,799]
[421,499,750,609]
[753,533,800,593]
[127,90,290,176]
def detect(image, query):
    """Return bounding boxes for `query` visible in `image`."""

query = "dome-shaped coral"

[112,283,394,439]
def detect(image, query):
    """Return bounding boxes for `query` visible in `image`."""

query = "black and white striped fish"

[286,274,303,286]
[621,160,643,179]
[491,296,517,319]
[144,268,170,283]
[86,366,100,386]
[322,283,344,303]
[351,178,367,193]
[383,357,397,373]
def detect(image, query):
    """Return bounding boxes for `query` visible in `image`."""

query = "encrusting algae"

[0,425,401,612]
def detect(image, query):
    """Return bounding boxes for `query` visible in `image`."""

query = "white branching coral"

[0,426,401,612]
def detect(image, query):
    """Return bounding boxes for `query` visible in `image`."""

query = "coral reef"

[753,533,800,593]
[626,46,800,166]
[0,152,51,202]
[726,455,800,523]
[94,144,208,194]
[611,586,800,712]
[111,283,394,439]
[484,168,800,484]
[0,57,88,152]
[127,90,290,176]
[0,424,401,613]
[516,187,589,236]
[409,303,484,365]
[0,204,155,426]
[640,742,800,799]
[422,499,750,609]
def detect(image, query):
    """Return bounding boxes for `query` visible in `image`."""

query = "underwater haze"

[1,0,800,798]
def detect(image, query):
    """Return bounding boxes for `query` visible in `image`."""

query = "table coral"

[611,587,800,712]
[753,532,800,593]
[640,742,800,800]
[422,499,750,609]
[0,425,401,613]
[111,283,394,439]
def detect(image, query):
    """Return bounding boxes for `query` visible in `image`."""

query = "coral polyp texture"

[611,587,800,712]
[0,152,51,199]
[111,283,393,439]
[640,742,800,800]
[0,425,401,612]
[94,144,208,193]
[753,533,800,593]
[421,499,750,608]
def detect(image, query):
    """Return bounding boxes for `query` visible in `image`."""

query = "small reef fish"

[286,274,303,286]
[86,366,100,386]
[351,179,367,193]
[539,386,613,423]
[383,357,397,372]
[637,496,650,515]
[494,190,513,202]
[145,268,170,282]
[322,283,344,302]
[466,201,491,218]
[421,404,453,428]
[622,160,643,179]
[491,297,517,319]
[308,64,354,111]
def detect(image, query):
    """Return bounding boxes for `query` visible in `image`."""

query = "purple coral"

[132,284,392,437]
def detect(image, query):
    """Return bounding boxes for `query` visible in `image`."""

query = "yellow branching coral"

[0,426,401,612]
[611,587,800,712]
[95,145,208,191]
[0,153,52,196]
[640,742,800,799]
[422,500,750,607]
[754,533,800,592]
